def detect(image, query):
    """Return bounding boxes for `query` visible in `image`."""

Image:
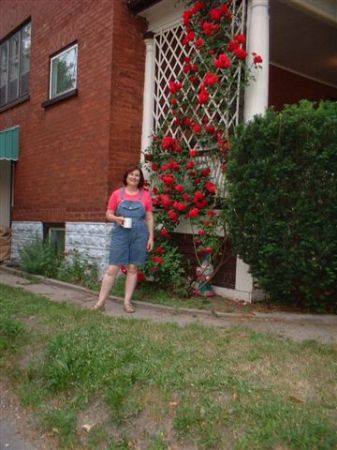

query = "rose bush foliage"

[143,0,262,293]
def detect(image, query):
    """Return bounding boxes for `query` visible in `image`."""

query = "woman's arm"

[106,209,124,226]
[146,211,154,251]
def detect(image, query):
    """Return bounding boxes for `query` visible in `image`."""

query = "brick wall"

[0,0,146,222]
[108,1,147,194]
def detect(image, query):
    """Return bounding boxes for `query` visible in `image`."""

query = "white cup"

[123,217,132,228]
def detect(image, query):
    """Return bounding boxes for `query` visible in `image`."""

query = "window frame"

[0,21,31,108]
[49,43,78,100]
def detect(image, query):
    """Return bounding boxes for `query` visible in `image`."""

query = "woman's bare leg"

[94,265,119,309]
[124,264,138,312]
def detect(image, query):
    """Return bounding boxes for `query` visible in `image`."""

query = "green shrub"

[226,101,337,310]
[144,244,189,296]
[57,252,99,290]
[19,236,62,278]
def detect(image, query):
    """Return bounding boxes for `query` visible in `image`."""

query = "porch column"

[140,32,156,169]
[236,0,270,300]
[244,0,270,121]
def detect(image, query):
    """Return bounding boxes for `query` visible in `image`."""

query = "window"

[0,22,31,107]
[43,223,65,254]
[50,43,77,99]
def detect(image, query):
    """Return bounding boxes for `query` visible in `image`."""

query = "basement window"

[43,223,65,253]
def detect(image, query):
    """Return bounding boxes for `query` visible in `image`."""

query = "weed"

[40,406,77,448]
[0,312,25,354]
[19,236,62,278]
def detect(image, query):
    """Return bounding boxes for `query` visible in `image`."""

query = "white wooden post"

[235,0,270,300]
[140,32,156,169]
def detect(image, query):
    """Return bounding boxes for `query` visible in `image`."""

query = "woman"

[94,165,154,312]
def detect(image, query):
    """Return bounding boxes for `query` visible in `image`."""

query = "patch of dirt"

[0,378,58,450]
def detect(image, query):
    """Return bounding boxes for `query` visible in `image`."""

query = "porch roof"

[0,127,19,161]
[126,0,161,14]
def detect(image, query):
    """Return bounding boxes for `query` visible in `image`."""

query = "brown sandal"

[93,302,105,311]
[123,303,135,313]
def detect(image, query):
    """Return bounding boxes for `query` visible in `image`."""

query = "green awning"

[0,126,20,160]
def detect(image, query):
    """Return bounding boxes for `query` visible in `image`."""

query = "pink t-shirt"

[107,188,153,212]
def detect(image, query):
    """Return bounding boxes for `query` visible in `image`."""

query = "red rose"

[155,246,165,255]
[198,229,206,236]
[195,199,208,209]
[137,271,146,282]
[202,22,219,36]
[234,33,246,44]
[169,80,183,94]
[205,181,217,193]
[175,184,185,193]
[168,160,180,171]
[173,201,187,212]
[186,161,195,169]
[182,31,195,45]
[162,174,176,185]
[194,191,205,201]
[198,87,209,104]
[219,3,231,19]
[152,255,164,264]
[234,47,248,60]
[188,208,200,219]
[195,38,204,48]
[183,63,192,74]
[214,53,232,69]
[207,210,217,217]
[253,53,263,64]
[162,136,176,150]
[182,193,191,202]
[209,8,222,21]
[201,168,211,177]
[191,1,205,14]
[204,246,214,254]
[160,194,172,209]
[192,124,202,134]
[151,162,159,171]
[160,228,170,238]
[204,72,219,86]
[205,124,216,134]
[168,210,179,222]
[189,149,198,157]
[183,10,193,28]
[227,40,240,53]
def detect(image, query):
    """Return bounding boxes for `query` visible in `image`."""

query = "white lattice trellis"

[152,0,247,193]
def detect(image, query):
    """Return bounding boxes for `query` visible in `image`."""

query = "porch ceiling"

[271,0,337,87]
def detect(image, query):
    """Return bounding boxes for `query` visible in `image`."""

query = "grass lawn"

[0,283,336,450]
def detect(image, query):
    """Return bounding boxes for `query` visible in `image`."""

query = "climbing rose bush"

[143,0,262,294]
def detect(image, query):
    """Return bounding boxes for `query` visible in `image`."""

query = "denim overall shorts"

[109,189,149,266]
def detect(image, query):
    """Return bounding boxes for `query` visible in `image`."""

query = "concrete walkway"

[1,266,336,344]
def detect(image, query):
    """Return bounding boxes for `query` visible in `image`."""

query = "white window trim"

[49,43,78,99]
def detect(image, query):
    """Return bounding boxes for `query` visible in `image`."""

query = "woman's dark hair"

[122,165,145,188]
